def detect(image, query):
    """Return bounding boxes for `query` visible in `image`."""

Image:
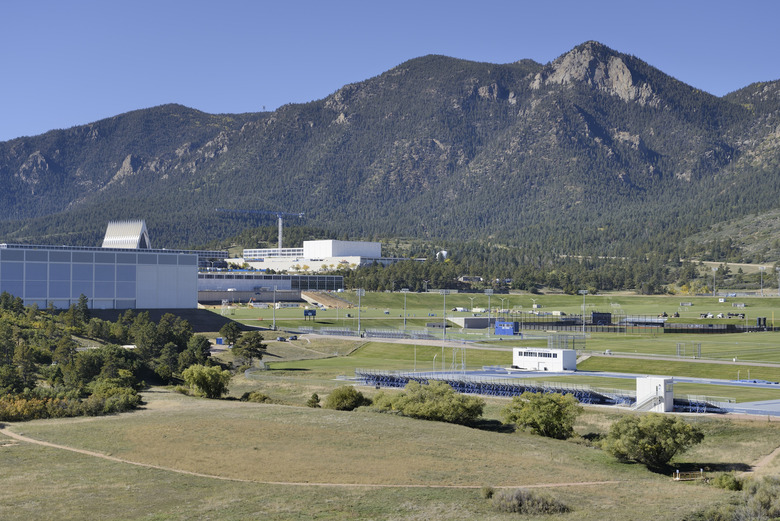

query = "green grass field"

[218,292,780,341]
[3,293,780,520]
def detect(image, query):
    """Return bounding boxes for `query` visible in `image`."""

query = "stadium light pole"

[440,289,450,371]
[468,296,475,312]
[760,266,765,297]
[440,289,450,342]
[579,289,588,336]
[272,286,277,331]
[356,288,365,334]
[500,297,507,320]
[485,288,493,328]
[401,288,409,331]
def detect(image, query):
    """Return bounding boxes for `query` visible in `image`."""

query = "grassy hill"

[2,386,773,521]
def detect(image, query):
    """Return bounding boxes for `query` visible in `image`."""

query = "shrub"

[241,391,271,403]
[324,386,370,411]
[181,364,232,399]
[480,485,495,499]
[737,476,780,519]
[712,472,742,491]
[373,381,484,425]
[501,392,582,439]
[491,488,570,514]
[602,413,704,468]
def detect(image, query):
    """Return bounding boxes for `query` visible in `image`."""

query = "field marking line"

[0,425,621,489]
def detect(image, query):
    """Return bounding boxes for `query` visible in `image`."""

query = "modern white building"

[512,348,577,372]
[241,239,406,272]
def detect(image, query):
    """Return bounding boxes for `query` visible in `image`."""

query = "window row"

[0,262,137,282]
[519,352,558,359]
[0,250,196,265]
[1,280,137,299]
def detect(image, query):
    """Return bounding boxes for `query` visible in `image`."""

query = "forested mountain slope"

[0,41,778,256]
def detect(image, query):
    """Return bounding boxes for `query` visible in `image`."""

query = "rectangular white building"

[303,240,381,259]
[512,348,577,372]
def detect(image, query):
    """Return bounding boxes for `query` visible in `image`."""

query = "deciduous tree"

[501,392,582,440]
[602,413,704,468]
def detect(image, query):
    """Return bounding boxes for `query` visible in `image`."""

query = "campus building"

[241,239,412,272]
[512,348,577,372]
[0,221,227,309]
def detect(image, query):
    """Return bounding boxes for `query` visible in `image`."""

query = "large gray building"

[0,243,228,309]
[0,220,227,309]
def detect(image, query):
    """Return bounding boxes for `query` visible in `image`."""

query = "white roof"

[101,220,152,249]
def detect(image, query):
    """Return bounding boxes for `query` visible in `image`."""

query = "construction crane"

[216,208,304,250]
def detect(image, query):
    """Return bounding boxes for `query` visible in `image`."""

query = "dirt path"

[0,425,618,489]
[741,444,780,476]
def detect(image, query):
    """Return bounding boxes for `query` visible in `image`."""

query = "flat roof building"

[512,348,577,372]
[0,244,212,309]
[0,221,228,310]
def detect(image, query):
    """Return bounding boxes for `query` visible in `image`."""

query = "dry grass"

[0,388,759,520]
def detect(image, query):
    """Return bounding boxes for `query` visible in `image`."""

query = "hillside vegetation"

[0,42,778,262]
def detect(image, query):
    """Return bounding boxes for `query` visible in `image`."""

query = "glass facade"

[197,272,344,291]
[0,245,200,309]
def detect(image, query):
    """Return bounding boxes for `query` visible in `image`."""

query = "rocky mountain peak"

[531,41,657,106]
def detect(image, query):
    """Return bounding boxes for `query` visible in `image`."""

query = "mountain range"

[1,41,778,260]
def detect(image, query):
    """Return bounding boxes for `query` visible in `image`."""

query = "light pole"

[760,266,765,297]
[401,288,409,331]
[500,297,507,320]
[579,289,588,336]
[468,296,475,312]
[440,289,450,341]
[356,288,365,334]
[424,280,429,293]
[272,285,277,331]
[485,288,493,326]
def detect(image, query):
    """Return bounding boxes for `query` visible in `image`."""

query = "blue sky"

[1,0,778,142]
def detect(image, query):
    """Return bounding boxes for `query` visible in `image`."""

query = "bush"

[491,488,570,514]
[181,364,232,399]
[241,391,271,403]
[373,381,484,425]
[324,386,371,411]
[712,472,742,491]
[501,392,582,439]
[737,476,780,519]
[480,485,495,499]
[602,413,704,468]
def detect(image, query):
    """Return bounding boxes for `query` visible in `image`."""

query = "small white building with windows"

[512,348,577,372]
